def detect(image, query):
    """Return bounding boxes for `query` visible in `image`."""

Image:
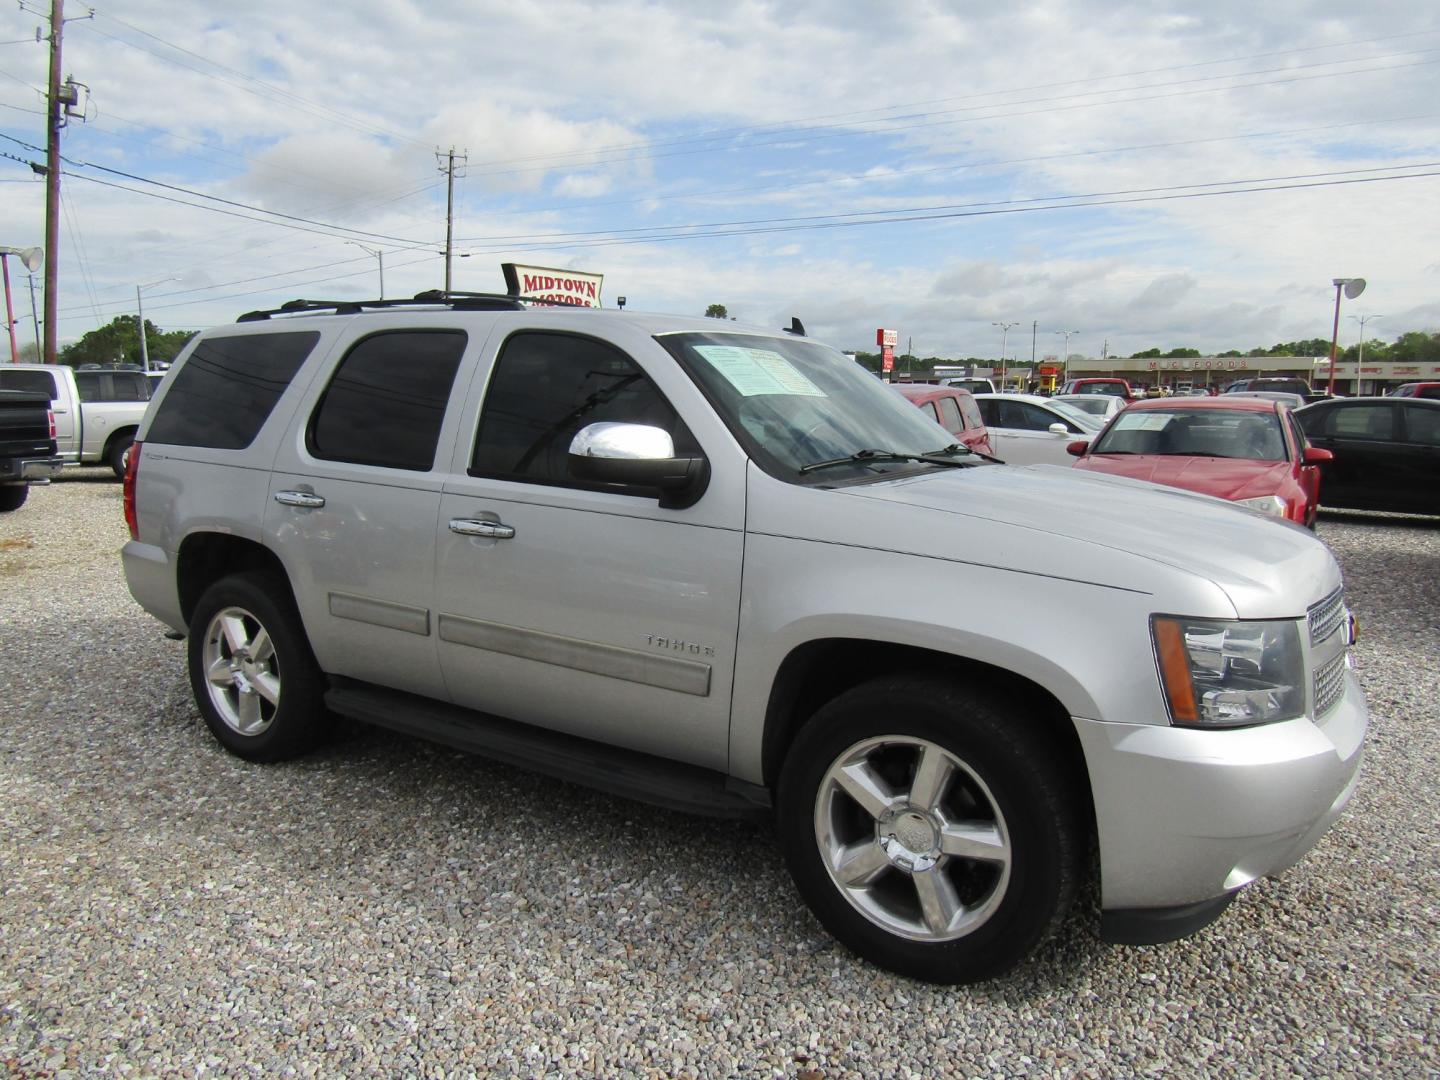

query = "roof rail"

[236,290,592,322]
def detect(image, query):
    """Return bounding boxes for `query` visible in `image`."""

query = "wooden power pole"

[43,0,64,364]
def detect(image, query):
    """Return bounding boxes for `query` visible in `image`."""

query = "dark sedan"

[1295,397,1440,516]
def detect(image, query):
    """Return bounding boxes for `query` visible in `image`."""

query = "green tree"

[704,303,728,319]
[1129,347,1162,358]
[1387,331,1440,364]
[59,316,194,367]
[1163,347,1200,358]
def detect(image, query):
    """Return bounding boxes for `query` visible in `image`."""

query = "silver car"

[121,300,1365,984]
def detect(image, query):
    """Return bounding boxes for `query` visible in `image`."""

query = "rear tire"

[776,675,1084,984]
[108,434,134,479]
[187,571,331,762]
[0,484,28,512]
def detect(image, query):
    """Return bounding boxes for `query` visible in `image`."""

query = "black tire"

[0,484,28,512]
[186,571,331,762]
[108,433,134,479]
[776,675,1084,984]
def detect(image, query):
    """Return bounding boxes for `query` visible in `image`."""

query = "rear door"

[1397,403,1440,513]
[1300,401,1404,510]
[265,324,480,700]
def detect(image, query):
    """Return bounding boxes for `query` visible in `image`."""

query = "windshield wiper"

[799,447,973,474]
[934,441,1005,465]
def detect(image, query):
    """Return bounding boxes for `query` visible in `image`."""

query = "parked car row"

[894,383,1438,520]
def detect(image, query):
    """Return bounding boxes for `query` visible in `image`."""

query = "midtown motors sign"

[502,263,604,307]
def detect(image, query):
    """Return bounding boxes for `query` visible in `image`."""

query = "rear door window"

[1401,404,1440,447]
[307,330,467,471]
[147,331,320,450]
[1326,404,1395,441]
[936,397,963,431]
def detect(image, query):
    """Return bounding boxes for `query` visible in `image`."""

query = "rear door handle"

[274,490,326,508]
[449,518,515,539]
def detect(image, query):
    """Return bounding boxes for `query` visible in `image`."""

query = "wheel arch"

[760,638,1095,830]
[176,532,292,628]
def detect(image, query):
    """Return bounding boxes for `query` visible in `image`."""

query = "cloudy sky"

[1,0,1437,360]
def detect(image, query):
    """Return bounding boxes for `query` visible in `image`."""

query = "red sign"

[881,345,894,372]
[877,328,898,348]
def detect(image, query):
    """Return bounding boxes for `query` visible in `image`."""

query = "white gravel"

[1,472,1436,1077]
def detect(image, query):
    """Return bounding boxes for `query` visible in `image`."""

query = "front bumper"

[1075,666,1366,919]
[0,454,63,483]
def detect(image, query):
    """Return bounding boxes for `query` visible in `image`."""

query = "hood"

[1073,455,1291,501]
[810,463,1337,617]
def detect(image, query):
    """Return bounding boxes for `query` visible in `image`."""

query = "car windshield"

[659,332,980,483]
[1091,408,1287,461]
[1045,399,1105,432]
[1055,395,1112,417]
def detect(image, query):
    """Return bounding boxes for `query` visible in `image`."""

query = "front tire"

[777,675,1084,984]
[187,571,330,762]
[0,484,28,512]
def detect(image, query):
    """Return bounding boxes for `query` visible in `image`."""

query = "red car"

[1391,382,1440,400]
[893,384,995,456]
[1066,396,1333,527]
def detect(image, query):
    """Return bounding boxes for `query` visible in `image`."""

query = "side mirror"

[567,422,709,509]
[1066,440,1089,457]
[1303,446,1334,465]
[1048,422,1069,436]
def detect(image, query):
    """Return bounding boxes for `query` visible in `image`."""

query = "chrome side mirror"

[568,422,709,509]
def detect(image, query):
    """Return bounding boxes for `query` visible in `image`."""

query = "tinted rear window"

[0,369,59,397]
[146,332,319,449]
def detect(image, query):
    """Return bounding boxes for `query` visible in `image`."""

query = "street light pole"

[135,276,177,372]
[0,246,44,364]
[1348,313,1384,390]
[1326,277,1366,395]
[347,242,385,299]
[992,321,1018,390]
[1054,329,1078,387]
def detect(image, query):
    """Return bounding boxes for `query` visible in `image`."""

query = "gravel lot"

[1,471,1436,1078]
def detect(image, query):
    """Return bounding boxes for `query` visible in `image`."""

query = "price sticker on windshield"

[694,345,826,397]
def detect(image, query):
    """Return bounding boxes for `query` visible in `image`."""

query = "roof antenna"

[784,317,806,336]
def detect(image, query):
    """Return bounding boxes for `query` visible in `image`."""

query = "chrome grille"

[1308,587,1346,646]
[1313,652,1347,717]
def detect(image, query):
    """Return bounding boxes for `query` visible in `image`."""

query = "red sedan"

[1066,396,1332,527]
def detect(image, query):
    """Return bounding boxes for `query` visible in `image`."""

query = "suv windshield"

[659,332,979,483]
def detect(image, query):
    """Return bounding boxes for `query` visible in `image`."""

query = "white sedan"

[972,393,1104,465]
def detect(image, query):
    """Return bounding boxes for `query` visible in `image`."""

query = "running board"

[325,679,771,820]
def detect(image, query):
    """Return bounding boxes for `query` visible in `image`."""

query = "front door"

[434,329,744,771]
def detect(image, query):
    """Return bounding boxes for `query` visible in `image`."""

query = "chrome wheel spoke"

[907,744,952,813]
[219,613,251,656]
[834,841,891,887]
[251,670,281,707]
[834,761,898,820]
[249,627,274,666]
[913,867,962,936]
[939,820,1009,866]
[235,688,263,733]
[206,656,234,689]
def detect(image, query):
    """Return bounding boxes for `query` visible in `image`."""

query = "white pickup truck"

[0,364,151,477]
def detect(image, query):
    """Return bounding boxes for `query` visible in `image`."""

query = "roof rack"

[236,290,592,322]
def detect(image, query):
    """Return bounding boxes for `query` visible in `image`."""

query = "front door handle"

[449,518,515,539]
[274,490,326,509]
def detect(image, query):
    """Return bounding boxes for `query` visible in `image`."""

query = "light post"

[992,321,1018,390]
[1348,313,1384,393]
[1326,277,1366,395]
[0,246,44,363]
[136,277,177,372]
[1054,329,1079,388]
[347,242,385,299]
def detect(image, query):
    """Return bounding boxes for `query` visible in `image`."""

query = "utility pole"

[992,321,1018,390]
[43,0,63,364]
[437,148,467,293]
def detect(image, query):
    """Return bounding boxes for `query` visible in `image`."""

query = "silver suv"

[123,295,1366,984]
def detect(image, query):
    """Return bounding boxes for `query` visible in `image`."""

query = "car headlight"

[1235,494,1287,517]
[1151,616,1305,727]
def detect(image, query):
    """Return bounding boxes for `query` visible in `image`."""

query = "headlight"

[1235,494,1287,517]
[1152,616,1305,727]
